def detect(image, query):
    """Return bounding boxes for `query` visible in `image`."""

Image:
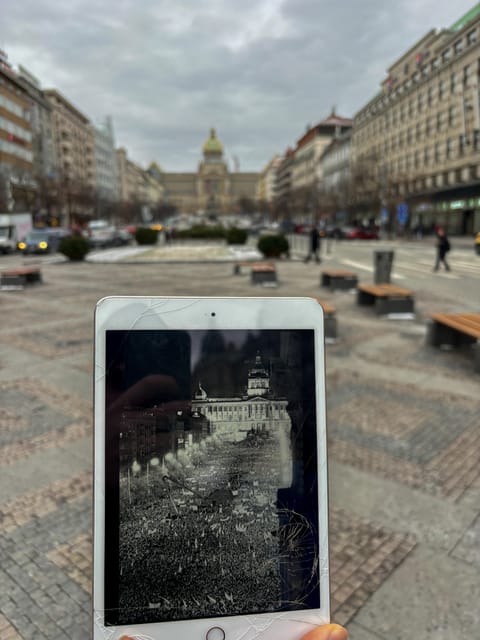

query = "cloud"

[1,0,476,170]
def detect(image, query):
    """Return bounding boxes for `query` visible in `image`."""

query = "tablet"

[93,296,329,640]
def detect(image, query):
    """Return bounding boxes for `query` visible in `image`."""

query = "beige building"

[45,89,95,192]
[290,112,353,216]
[257,155,282,204]
[0,51,34,210]
[159,129,259,214]
[352,4,480,234]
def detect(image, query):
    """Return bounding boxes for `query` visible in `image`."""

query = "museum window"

[454,39,463,55]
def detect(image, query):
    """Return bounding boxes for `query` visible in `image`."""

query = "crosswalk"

[339,248,480,281]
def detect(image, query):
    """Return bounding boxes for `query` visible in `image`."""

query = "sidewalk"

[0,243,478,640]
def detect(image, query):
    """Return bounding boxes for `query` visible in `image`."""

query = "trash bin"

[374,250,394,283]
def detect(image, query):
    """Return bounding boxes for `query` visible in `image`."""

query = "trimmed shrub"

[58,235,91,261]
[135,227,159,245]
[257,234,289,258]
[175,225,225,240]
[225,227,248,245]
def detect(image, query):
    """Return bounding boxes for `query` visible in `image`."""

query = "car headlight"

[18,242,26,250]
[39,241,48,249]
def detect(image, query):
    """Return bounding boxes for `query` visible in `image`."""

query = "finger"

[301,623,348,640]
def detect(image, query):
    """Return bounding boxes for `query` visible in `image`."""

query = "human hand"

[301,624,348,640]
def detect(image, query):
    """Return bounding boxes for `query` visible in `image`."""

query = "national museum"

[151,128,259,215]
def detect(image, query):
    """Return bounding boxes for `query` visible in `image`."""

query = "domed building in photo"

[149,128,259,215]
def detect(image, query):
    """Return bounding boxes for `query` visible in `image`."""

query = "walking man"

[305,225,321,263]
[433,227,451,272]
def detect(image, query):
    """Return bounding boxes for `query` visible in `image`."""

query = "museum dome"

[203,128,223,155]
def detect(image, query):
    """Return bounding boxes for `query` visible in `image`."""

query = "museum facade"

[152,128,259,215]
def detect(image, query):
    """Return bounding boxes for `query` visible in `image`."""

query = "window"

[459,134,466,155]
[417,92,424,112]
[446,138,452,159]
[454,39,463,54]
[424,147,430,166]
[426,117,432,136]
[442,49,451,64]
[408,99,414,118]
[437,111,442,132]
[435,142,441,163]
[467,29,477,45]
[414,150,420,169]
[463,64,471,86]
[448,106,455,127]
[450,72,456,94]
[431,57,439,71]
[416,122,422,141]
[474,130,480,151]
[438,79,446,100]
[427,86,433,106]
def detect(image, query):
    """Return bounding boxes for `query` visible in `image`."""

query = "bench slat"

[431,313,480,339]
[358,283,413,297]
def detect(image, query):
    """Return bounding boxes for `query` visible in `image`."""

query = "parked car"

[17,228,70,254]
[344,226,379,240]
[87,220,131,248]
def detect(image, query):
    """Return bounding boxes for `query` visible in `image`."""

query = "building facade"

[319,129,352,220]
[93,116,118,201]
[290,112,353,216]
[45,89,96,191]
[16,65,56,181]
[160,129,259,215]
[257,155,282,204]
[0,51,34,211]
[352,4,480,234]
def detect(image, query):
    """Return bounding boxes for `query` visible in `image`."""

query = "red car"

[344,226,379,240]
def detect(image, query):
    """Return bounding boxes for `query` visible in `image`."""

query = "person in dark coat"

[304,225,321,263]
[433,227,451,272]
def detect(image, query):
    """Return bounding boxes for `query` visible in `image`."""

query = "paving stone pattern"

[0,256,478,638]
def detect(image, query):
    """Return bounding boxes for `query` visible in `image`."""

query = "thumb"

[301,623,348,640]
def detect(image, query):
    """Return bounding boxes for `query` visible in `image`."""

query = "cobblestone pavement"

[0,243,479,639]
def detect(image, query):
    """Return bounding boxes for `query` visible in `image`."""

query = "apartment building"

[45,89,95,191]
[319,129,352,220]
[275,148,295,217]
[16,65,56,180]
[0,51,34,210]
[257,155,281,204]
[93,116,118,201]
[290,112,353,215]
[353,3,480,234]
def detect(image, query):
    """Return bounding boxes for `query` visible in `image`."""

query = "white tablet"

[93,296,329,640]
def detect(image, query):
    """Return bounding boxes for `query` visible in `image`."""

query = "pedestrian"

[305,225,321,263]
[433,227,451,272]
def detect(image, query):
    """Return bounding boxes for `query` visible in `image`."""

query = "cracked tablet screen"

[104,329,320,626]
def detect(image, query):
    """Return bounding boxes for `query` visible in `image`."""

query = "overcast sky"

[2,0,477,171]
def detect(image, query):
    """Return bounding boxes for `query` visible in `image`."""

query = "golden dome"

[203,128,223,155]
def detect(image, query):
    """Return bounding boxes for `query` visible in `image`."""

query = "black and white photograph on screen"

[104,329,320,626]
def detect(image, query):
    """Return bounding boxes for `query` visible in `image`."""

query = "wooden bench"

[321,269,358,291]
[314,298,337,340]
[251,263,277,285]
[1,266,42,287]
[357,283,414,315]
[427,313,480,372]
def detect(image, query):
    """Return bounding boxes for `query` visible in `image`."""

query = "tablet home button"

[206,626,226,640]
